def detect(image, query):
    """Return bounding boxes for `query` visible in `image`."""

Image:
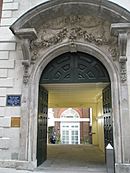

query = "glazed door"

[102,84,113,147]
[37,86,48,166]
[61,122,80,144]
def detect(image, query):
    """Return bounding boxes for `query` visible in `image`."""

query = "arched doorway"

[37,51,112,166]
[9,1,130,172]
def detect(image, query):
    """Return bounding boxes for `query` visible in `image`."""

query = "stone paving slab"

[0,168,31,173]
[0,145,107,173]
[0,167,107,173]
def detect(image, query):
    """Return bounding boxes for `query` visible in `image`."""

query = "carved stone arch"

[30,42,118,84]
[10,0,130,84]
[28,42,121,167]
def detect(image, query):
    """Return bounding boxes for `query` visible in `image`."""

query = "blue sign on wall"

[6,95,21,106]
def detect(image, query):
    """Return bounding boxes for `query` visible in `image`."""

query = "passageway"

[36,144,106,173]
[37,52,112,171]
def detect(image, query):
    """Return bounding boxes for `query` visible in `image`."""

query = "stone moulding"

[0,160,37,171]
[10,15,120,84]
[111,23,130,82]
[13,21,119,84]
[14,28,38,84]
[29,15,118,56]
[12,14,127,85]
[30,27,109,49]
[10,0,130,31]
[9,1,130,85]
[14,28,37,40]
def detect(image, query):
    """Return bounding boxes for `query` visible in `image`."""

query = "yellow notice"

[11,117,21,128]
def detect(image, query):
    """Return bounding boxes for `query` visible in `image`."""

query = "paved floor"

[36,144,106,173]
[0,144,107,173]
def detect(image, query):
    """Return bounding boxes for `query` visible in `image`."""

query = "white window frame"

[60,108,80,144]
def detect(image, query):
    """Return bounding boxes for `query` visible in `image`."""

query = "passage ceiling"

[42,83,108,107]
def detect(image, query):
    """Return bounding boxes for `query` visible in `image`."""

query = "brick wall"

[80,122,90,143]
[53,108,90,118]
[53,108,90,144]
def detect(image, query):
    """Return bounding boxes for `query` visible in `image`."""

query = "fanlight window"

[61,108,80,119]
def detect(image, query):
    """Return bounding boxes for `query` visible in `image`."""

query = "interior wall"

[91,104,98,146]
[70,96,104,150]
[96,95,104,152]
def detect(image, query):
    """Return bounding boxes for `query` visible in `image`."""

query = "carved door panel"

[37,86,48,166]
[102,84,113,148]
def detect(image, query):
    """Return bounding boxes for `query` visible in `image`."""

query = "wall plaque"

[6,95,21,106]
[11,117,21,128]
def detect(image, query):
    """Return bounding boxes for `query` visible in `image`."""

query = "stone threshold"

[0,160,37,170]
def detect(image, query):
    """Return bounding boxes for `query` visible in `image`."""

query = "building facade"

[48,108,91,145]
[0,0,130,173]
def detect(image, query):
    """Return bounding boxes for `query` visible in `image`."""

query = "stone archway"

[10,0,130,172]
[37,51,111,165]
[19,42,121,170]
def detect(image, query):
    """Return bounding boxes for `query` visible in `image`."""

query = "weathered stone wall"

[0,0,23,160]
[0,0,49,161]
[0,0,45,161]
[0,0,3,19]
[127,33,130,111]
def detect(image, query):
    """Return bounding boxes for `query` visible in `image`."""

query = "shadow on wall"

[0,0,3,21]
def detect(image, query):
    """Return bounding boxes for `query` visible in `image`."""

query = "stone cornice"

[111,23,130,36]
[14,28,37,40]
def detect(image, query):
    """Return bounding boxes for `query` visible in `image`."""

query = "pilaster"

[111,23,130,82]
[12,28,37,160]
[111,23,130,165]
